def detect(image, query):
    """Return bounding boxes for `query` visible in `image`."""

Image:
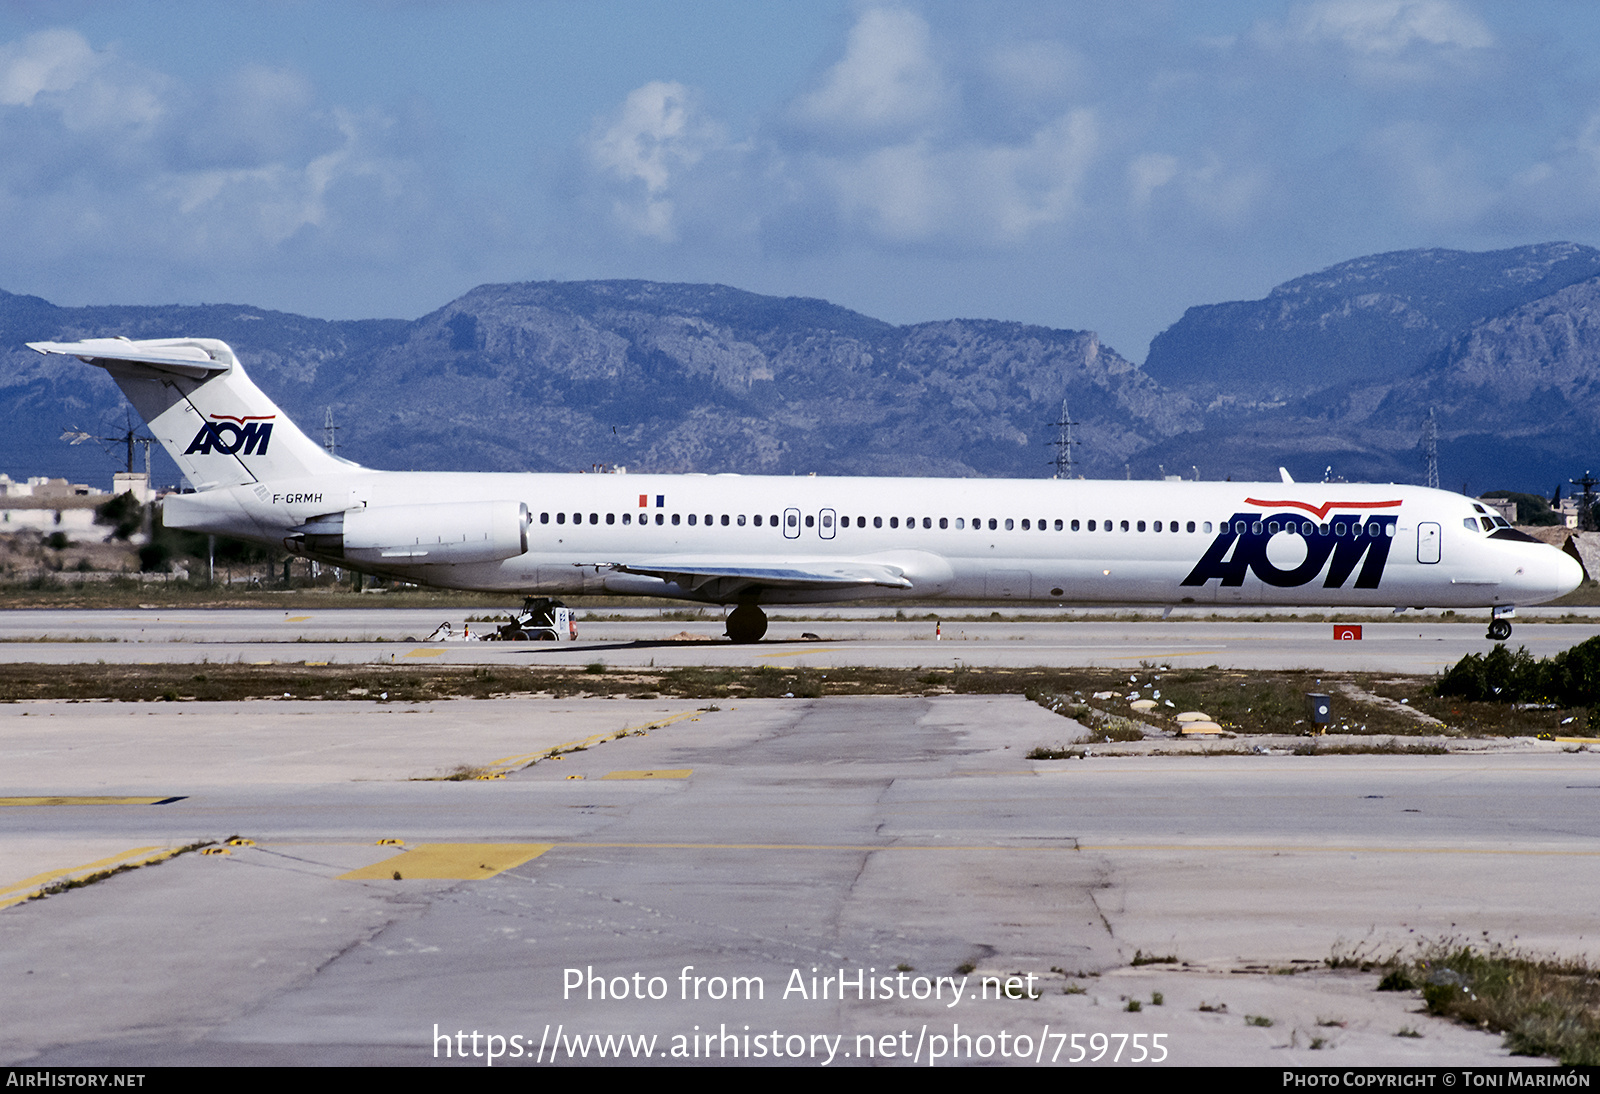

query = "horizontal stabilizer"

[29,338,233,380]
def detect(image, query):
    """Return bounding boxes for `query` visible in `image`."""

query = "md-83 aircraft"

[28,336,1584,642]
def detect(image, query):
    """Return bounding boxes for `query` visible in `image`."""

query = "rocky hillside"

[6,241,1600,493]
[1143,243,1600,399]
[0,282,1196,482]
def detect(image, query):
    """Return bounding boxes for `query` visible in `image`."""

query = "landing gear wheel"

[1487,618,1512,641]
[725,604,768,643]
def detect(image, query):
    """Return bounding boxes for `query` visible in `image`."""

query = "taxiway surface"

[2,609,1594,1066]
[0,605,1595,671]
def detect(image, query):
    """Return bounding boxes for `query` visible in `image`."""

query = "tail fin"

[27,337,353,490]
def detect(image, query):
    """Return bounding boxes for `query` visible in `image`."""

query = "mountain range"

[4,241,1599,494]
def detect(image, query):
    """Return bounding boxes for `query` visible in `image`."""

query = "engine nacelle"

[294,500,529,566]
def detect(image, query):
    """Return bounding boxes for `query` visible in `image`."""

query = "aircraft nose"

[1555,547,1586,597]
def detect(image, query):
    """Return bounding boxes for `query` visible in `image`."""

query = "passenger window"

[721,514,729,526]
[1071,519,1080,531]
[770,515,778,526]
[787,513,799,528]
[1054,519,1062,531]
[589,513,598,524]
[1137,520,1146,532]
[1005,518,1014,530]
[556,512,566,525]
[1267,521,1279,533]
[874,516,882,529]
[1105,520,1113,532]
[606,513,615,525]
[672,514,681,526]
[923,517,932,529]
[737,515,745,526]
[655,514,664,525]
[939,517,948,529]
[1021,519,1031,530]
[890,517,899,529]
[1086,520,1094,531]
[622,513,631,525]
[805,515,814,528]
[540,512,549,524]
[753,515,762,527]
[1120,520,1130,532]
[988,518,998,530]
[956,518,965,529]
[688,514,697,526]
[1334,522,1346,535]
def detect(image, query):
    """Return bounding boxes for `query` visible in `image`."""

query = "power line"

[1045,399,1079,479]
[1421,407,1439,490]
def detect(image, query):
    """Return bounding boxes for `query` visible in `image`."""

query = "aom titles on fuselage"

[27,337,1582,643]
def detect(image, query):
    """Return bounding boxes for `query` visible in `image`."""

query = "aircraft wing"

[608,558,913,593]
[28,338,231,380]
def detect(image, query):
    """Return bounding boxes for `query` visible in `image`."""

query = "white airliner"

[28,336,1584,642]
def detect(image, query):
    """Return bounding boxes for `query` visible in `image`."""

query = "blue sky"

[3,0,1600,362]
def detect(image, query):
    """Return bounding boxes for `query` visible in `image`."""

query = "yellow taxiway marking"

[340,843,553,880]
[601,769,692,780]
[478,710,705,775]
[756,647,832,658]
[0,796,181,807]
[284,615,312,622]
[0,846,181,910]
[403,648,445,659]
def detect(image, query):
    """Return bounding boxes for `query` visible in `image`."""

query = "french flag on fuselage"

[638,495,665,508]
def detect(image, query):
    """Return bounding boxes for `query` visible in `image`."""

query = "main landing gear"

[1487,607,1513,642]
[726,603,768,644]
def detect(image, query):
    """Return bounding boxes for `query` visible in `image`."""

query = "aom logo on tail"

[1182,498,1403,590]
[184,414,276,456]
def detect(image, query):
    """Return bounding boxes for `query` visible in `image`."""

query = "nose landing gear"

[1487,607,1514,642]
[725,603,768,644]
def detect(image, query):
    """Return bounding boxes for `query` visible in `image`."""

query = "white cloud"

[0,27,440,293]
[791,8,950,139]
[1126,150,1268,225]
[0,28,97,108]
[1364,120,1494,224]
[1128,153,1179,210]
[583,8,1104,251]
[812,108,1096,244]
[588,80,724,241]
[1290,0,1493,54]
